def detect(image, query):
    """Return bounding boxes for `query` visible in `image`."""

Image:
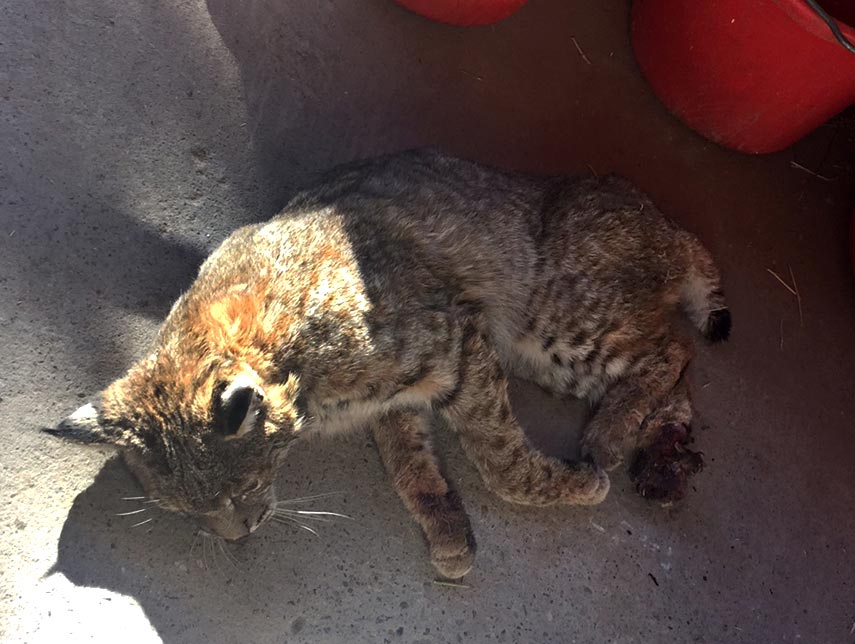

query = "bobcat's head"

[47,353,303,541]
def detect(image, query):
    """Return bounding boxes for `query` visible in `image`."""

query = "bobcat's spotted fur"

[49,149,730,578]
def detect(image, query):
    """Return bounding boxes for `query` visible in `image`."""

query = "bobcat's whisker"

[200,535,210,572]
[188,532,201,563]
[221,541,240,567]
[208,538,223,576]
[283,509,352,520]
[216,539,227,567]
[199,533,217,574]
[115,508,148,517]
[217,539,238,570]
[206,538,217,575]
[271,515,320,536]
[131,517,153,528]
[275,491,343,506]
[203,533,226,577]
[121,496,149,501]
[273,509,332,523]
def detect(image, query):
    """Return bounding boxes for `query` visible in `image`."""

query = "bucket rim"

[774,0,855,48]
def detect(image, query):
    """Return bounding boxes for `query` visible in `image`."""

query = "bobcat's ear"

[44,397,124,445]
[215,374,265,440]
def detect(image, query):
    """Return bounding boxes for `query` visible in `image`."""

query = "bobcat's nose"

[198,500,271,541]
[244,504,273,534]
[231,497,272,537]
[198,515,250,542]
[251,505,273,530]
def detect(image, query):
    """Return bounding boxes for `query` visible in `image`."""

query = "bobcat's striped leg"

[581,335,692,471]
[371,408,475,579]
[436,318,609,507]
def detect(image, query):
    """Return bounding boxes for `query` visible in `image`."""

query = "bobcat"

[48,149,729,579]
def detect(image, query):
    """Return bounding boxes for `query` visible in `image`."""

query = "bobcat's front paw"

[629,423,704,502]
[429,528,477,580]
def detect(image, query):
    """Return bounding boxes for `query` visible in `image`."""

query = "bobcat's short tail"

[678,232,731,342]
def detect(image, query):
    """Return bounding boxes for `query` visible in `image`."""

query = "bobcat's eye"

[242,479,264,496]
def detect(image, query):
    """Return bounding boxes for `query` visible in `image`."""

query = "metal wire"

[803,0,855,54]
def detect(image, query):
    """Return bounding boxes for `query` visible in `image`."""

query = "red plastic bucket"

[631,0,855,153]
[851,208,855,280]
[393,0,528,26]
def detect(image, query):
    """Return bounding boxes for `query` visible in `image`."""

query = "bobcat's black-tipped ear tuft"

[705,308,732,343]
[44,398,118,445]
[216,375,265,439]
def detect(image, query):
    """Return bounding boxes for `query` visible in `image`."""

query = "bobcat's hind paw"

[629,423,704,503]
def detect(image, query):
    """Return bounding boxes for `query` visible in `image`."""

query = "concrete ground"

[2,0,854,642]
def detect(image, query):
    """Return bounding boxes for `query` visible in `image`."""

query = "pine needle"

[766,268,797,296]
[432,579,471,589]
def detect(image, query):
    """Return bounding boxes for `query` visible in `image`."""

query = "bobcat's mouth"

[195,486,276,541]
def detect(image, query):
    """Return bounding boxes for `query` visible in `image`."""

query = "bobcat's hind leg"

[580,336,692,471]
[629,378,704,502]
[372,409,475,579]
[436,318,610,507]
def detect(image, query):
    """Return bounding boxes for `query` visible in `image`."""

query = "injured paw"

[629,423,704,502]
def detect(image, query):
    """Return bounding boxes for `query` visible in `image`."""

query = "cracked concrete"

[2,1,854,642]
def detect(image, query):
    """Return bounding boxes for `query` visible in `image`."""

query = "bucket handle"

[804,0,855,53]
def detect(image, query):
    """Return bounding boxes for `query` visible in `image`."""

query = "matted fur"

[48,149,729,578]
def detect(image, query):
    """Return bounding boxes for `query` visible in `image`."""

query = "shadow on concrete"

[51,424,607,643]
[1,0,263,385]
[203,0,436,208]
[50,438,438,642]
[48,362,611,641]
[3,199,205,374]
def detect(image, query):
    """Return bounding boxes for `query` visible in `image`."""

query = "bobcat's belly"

[505,326,635,401]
